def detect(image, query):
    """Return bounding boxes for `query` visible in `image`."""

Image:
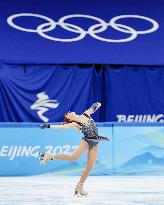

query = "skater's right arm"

[40,122,78,129]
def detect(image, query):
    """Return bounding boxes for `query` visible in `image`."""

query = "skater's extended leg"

[40,140,88,165]
[54,140,88,161]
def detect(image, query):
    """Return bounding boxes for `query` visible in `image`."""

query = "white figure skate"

[39,152,54,165]
[74,182,88,197]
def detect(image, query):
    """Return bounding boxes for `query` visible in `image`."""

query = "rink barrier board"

[0,122,164,176]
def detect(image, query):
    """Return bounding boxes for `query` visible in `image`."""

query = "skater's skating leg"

[79,144,98,184]
[75,145,98,195]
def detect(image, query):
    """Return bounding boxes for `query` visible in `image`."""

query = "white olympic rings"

[7,13,159,43]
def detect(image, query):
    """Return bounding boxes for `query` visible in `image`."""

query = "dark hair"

[64,114,73,123]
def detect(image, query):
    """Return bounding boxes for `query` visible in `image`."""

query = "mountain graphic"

[122,152,164,168]
[139,145,164,158]
[114,152,164,175]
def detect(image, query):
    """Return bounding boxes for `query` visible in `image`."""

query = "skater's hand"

[40,124,50,129]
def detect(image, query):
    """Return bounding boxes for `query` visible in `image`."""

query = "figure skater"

[39,102,109,196]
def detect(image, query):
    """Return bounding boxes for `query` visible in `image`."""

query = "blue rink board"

[0,123,164,176]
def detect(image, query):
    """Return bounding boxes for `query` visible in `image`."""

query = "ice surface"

[0,176,164,205]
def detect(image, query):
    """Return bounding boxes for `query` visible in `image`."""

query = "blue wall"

[0,123,164,176]
[1,65,164,123]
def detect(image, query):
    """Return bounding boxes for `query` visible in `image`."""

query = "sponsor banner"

[0,0,163,64]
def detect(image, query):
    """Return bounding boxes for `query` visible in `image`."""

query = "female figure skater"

[39,102,109,196]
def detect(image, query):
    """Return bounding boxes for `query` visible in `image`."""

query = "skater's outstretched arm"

[40,122,78,129]
[83,102,101,117]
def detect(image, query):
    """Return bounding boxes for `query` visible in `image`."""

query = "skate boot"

[39,152,55,165]
[74,182,88,196]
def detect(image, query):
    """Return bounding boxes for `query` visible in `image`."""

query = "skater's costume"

[74,113,109,149]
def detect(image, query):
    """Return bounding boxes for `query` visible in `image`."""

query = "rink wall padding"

[0,122,164,176]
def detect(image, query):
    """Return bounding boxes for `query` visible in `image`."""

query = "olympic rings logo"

[7,13,159,43]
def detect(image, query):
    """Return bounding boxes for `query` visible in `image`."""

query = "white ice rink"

[0,176,164,205]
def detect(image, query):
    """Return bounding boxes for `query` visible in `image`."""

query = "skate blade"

[74,191,88,197]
